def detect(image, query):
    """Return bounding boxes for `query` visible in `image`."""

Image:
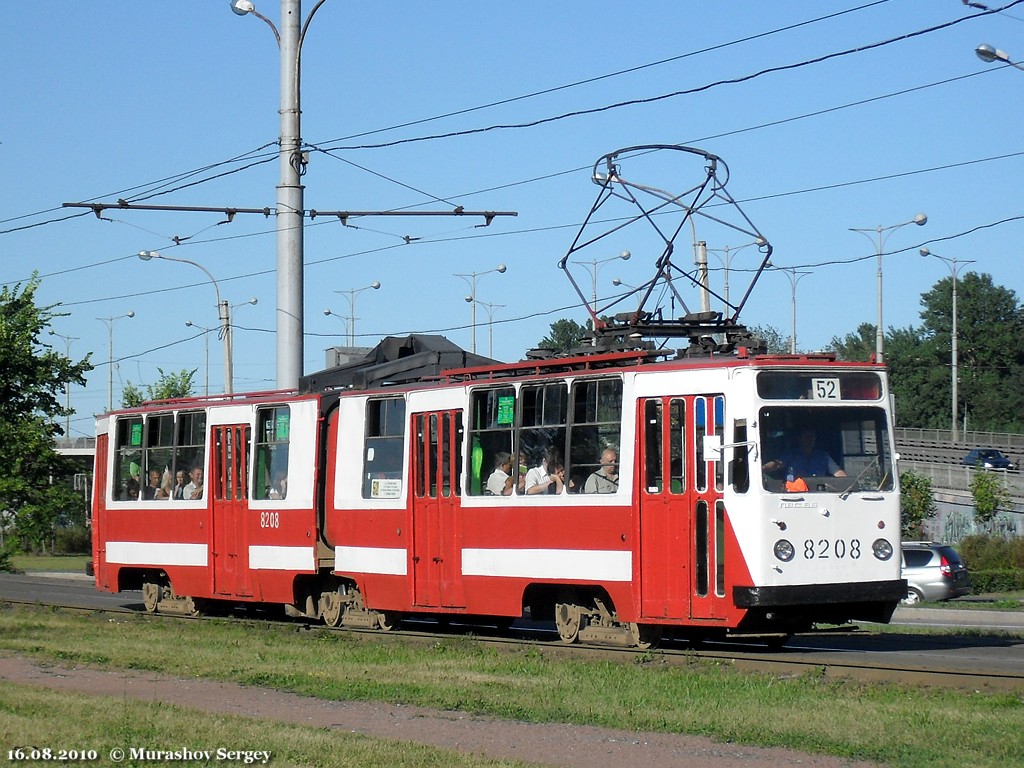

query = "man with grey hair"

[584,448,619,494]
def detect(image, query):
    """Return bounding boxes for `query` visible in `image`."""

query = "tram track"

[3,596,1021,692]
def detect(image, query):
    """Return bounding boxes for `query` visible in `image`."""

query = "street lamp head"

[230,0,255,15]
[619,250,631,261]
[246,297,258,306]
[323,308,331,316]
[126,311,136,319]
[919,248,931,258]
[465,295,473,303]
[612,278,623,286]
[496,264,507,274]
[913,213,927,226]
[370,281,381,290]
[976,43,1006,64]
[138,250,158,261]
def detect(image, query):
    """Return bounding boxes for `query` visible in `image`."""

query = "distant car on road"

[901,542,972,605]
[961,448,1015,470]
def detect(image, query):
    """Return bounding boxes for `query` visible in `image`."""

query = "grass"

[9,553,90,574]
[0,681,533,768]
[0,604,1022,768]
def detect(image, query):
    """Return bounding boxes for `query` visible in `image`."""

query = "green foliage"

[747,324,788,354]
[122,367,197,407]
[535,318,588,353]
[55,525,92,555]
[958,534,1024,571]
[828,322,874,362]
[969,470,1010,526]
[831,272,1024,432]
[0,277,93,554]
[898,470,936,538]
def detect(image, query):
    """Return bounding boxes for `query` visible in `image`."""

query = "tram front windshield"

[759,406,895,494]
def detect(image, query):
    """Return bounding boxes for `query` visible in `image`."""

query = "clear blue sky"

[2,1,1022,441]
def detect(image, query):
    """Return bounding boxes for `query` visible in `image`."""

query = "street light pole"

[455,265,506,354]
[706,240,764,314]
[228,297,259,394]
[333,282,381,347]
[231,0,329,390]
[849,213,927,364]
[477,301,506,359]
[138,250,232,394]
[773,267,812,354]
[97,312,135,412]
[920,248,975,443]
[48,330,79,441]
[571,250,631,313]
[184,320,211,397]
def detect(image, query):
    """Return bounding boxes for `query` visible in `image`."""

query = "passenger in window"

[583,448,619,494]
[485,452,514,496]
[525,447,565,495]
[183,466,205,500]
[268,471,288,500]
[142,469,168,500]
[764,429,847,481]
[122,476,141,501]
[171,469,187,500]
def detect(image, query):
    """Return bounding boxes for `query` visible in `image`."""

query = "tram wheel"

[627,622,663,650]
[320,588,345,628]
[554,590,583,644]
[141,581,161,613]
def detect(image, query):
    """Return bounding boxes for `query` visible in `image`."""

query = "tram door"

[410,411,466,609]
[637,395,726,621]
[212,424,252,597]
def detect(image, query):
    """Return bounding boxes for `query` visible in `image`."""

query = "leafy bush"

[956,535,1024,594]
[969,569,1024,594]
[55,525,91,555]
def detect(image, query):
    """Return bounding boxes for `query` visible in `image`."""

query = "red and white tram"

[91,335,905,646]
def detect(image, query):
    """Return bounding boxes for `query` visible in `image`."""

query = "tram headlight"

[773,539,795,562]
[872,538,894,561]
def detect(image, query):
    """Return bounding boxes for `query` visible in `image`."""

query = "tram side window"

[694,396,725,493]
[112,417,144,501]
[466,387,515,496]
[143,414,175,500]
[518,382,568,494]
[669,399,686,494]
[175,411,207,499]
[253,406,290,500]
[363,397,406,499]
[730,419,750,493]
[571,377,622,494]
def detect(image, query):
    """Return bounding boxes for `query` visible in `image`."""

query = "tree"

[122,368,197,407]
[0,277,92,556]
[535,318,588,354]
[899,470,936,539]
[828,323,875,362]
[970,470,1010,529]
[828,272,1024,432]
[747,324,788,355]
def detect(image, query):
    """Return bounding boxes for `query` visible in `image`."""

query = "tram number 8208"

[260,511,280,529]
[804,538,861,560]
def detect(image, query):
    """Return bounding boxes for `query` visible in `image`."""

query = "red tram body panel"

[93,343,905,644]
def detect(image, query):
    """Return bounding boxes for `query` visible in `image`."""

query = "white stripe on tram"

[461,548,633,582]
[106,541,208,567]
[248,545,316,571]
[335,546,408,576]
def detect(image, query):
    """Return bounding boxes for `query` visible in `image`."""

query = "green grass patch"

[1,605,1022,768]
[9,554,90,573]
[0,681,532,768]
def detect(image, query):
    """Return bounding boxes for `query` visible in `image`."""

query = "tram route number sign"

[810,378,840,400]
